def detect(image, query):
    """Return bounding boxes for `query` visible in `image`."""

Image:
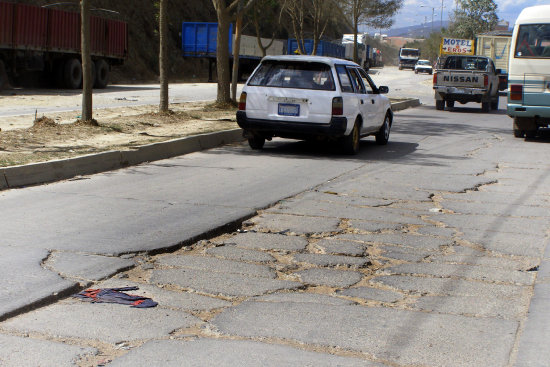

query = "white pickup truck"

[433,55,502,112]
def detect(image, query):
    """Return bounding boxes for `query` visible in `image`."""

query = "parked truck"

[340,34,383,70]
[476,31,512,73]
[0,1,127,90]
[182,22,285,82]
[433,54,502,112]
[398,47,420,70]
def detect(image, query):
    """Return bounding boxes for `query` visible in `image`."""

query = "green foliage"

[403,30,445,62]
[449,0,498,39]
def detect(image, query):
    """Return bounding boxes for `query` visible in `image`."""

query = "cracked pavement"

[1,101,550,366]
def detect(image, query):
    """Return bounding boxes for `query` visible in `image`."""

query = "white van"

[507,5,550,138]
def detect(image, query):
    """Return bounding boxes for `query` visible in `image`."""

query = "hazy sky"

[389,0,548,30]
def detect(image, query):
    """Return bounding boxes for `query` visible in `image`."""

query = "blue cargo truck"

[182,21,285,81]
[182,22,347,81]
[287,39,345,59]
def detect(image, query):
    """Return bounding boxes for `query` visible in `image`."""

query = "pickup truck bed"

[433,55,501,112]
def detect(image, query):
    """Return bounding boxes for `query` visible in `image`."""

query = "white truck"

[399,48,420,70]
[433,55,502,112]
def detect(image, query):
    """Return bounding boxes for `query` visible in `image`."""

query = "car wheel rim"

[353,125,359,148]
[384,118,389,140]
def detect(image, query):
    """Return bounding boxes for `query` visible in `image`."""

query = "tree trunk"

[231,0,244,102]
[353,21,358,64]
[216,10,231,104]
[80,0,92,122]
[159,0,169,112]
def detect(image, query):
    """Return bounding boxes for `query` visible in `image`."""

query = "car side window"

[348,68,366,94]
[358,69,375,94]
[335,65,354,93]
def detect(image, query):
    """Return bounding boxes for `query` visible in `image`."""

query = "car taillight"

[484,74,488,87]
[510,84,523,101]
[433,72,437,85]
[238,92,247,110]
[332,97,343,116]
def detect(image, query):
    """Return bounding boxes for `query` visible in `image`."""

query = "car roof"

[261,55,359,67]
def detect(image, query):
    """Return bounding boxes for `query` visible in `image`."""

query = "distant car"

[415,59,433,74]
[236,55,393,155]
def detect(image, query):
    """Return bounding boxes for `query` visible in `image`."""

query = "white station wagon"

[237,55,393,154]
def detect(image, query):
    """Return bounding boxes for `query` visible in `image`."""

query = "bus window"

[515,24,550,58]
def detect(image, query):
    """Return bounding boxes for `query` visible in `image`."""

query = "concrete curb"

[0,129,245,190]
[391,98,421,111]
[0,99,419,190]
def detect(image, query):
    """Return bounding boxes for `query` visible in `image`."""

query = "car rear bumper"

[236,111,348,139]
[434,86,486,95]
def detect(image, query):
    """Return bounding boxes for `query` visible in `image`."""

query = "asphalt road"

[1,72,549,366]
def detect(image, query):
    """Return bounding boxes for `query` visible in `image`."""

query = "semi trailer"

[0,1,127,90]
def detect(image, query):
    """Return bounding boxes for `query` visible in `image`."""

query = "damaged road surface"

[2,101,550,366]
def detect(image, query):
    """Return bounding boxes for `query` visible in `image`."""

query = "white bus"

[507,5,550,138]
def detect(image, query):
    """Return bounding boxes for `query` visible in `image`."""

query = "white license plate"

[278,103,300,116]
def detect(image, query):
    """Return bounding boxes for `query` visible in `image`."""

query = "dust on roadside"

[0,101,238,167]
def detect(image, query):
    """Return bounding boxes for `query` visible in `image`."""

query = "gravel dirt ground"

[0,101,238,167]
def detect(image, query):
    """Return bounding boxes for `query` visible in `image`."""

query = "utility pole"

[441,0,444,30]
[420,5,435,34]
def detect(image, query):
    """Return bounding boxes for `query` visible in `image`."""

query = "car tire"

[375,114,391,146]
[248,136,265,150]
[342,120,360,155]
[525,129,537,139]
[435,100,445,110]
[513,129,524,138]
[446,100,455,108]
[491,98,499,110]
[415,70,418,74]
[481,101,490,113]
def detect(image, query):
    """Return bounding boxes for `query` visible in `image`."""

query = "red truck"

[0,1,127,90]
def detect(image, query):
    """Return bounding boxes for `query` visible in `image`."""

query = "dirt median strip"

[0,99,419,190]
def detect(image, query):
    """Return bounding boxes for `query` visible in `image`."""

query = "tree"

[159,0,169,112]
[450,0,498,39]
[81,0,93,122]
[211,0,257,105]
[403,30,444,63]
[339,0,403,63]
[231,0,244,103]
[281,0,334,55]
[250,0,280,57]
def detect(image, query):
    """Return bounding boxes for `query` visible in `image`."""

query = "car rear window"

[442,56,488,71]
[247,61,335,90]
[335,65,354,93]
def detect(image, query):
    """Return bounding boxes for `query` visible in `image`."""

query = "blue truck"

[287,39,345,59]
[182,22,347,80]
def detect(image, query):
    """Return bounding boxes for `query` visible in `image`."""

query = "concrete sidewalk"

[0,99,421,191]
